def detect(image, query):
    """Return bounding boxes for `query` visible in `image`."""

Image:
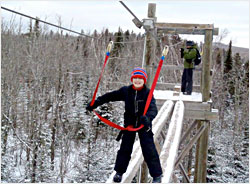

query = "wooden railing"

[160,100,184,183]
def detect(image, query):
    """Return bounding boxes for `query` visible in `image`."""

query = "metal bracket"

[143,18,154,29]
[132,18,143,29]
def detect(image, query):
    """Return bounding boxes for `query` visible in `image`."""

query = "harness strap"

[143,55,165,116]
[90,42,169,131]
[90,53,109,106]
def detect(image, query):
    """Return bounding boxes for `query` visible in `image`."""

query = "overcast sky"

[1,0,249,48]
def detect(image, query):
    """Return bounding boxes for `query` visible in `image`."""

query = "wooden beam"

[179,164,191,183]
[160,101,185,183]
[184,108,218,121]
[141,5,157,178]
[156,23,214,29]
[156,83,201,91]
[202,29,213,102]
[194,28,213,183]
[179,120,197,145]
[157,100,211,111]
[148,3,156,18]
[144,3,156,88]
[174,123,208,168]
[156,22,219,35]
[157,28,219,35]
[140,161,148,183]
[185,102,211,111]
[105,100,174,183]
[194,121,210,183]
[162,64,202,71]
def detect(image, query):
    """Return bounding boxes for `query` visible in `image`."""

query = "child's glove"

[86,99,100,112]
[140,115,151,132]
[86,103,94,111]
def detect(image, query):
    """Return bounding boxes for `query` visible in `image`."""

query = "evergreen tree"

[243,60,249,88]
[109,27,123,80]
[216,50,222,66]
[229,53,242,96]
[124,30,130,41]
[29,19,33,35]
[34,17,40,37]
[224,40,233,74]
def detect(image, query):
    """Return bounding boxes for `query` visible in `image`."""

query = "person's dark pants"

[181,68,193,94]
[114,129,162,177]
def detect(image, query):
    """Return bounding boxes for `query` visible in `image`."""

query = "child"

[86,67,162,183]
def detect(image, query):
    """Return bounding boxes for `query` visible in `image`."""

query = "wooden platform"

[154,90,218,121]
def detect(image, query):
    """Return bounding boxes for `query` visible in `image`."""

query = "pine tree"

[29,19,33,36]
[243,60,249,88]
[224,40,233,74]
[216,50,222,66]
[125,30,130,41]
[109,27,123,80]
[34,17,41,37]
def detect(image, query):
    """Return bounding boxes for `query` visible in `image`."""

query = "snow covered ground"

[154,90,203,102]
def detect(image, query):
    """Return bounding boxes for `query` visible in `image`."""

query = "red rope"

[90,53,109,106]
[90,51,166,131]
[143,56,165,115]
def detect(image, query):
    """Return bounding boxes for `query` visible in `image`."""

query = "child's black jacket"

[93,85,158,128]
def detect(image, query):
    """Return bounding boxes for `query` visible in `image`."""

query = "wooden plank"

[156,83,201,91]
[184,109,219,121]
[156,100,211,112]
[179,164,191,183]
[184,102,211,111]
[174,85,181,92]
[105,100,174,183]
[155,23,219,35]
[179,120,197,145]
[162,64,202,71]
[160,101,185,183]
[157,28,218,35]
[173,91,180,96]
[155,22,214,29]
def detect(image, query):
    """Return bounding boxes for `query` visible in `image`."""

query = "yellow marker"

[162,45,169,57]
[106,41,113,53]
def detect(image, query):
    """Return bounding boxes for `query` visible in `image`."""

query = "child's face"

[132,78,144,88]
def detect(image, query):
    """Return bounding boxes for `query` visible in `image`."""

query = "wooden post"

[201,29,213,102]
[140,161,149,183]
[144,3,156,88]
[140,3,157,182]
[194,29,213,183]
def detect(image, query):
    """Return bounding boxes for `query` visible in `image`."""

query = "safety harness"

[90,41,169,131]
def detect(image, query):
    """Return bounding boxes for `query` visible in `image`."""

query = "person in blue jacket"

[86,67,162,183]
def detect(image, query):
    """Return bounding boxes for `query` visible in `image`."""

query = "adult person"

[180,40,197,95]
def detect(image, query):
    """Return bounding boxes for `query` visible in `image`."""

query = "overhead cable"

[1,6,95,38]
